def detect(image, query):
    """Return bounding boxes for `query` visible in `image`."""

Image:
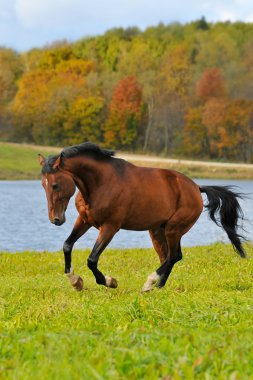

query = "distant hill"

[1,20,253,162]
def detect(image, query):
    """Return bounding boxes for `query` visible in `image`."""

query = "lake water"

[0,179,252,252]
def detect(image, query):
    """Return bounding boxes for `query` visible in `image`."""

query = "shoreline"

[1,242,252,255]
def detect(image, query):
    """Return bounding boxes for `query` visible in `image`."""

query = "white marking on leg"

[142,272,160,292]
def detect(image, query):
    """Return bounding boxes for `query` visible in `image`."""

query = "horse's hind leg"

[143,210,201,292]
[149,227,168,264]
[156,236,182,288]
[143,228,182,292]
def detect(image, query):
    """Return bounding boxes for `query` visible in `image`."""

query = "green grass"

[0,142,59,180]
[0,244,253,379]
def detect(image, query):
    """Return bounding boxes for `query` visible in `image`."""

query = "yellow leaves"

[117,38,157,78]
[63,96,105,144]
[70,96,104,118]
[11,58,94,116]
[183,106,208,156]
[56,59,95,76]
[10,57,97,144]
[159,43,192,97]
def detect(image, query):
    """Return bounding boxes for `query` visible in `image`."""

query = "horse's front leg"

[63,215,91,290]
[87,224,118,288]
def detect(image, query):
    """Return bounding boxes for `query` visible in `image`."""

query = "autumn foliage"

[196,68,226,99]
[104,77,144,148]
[0,20,253,162]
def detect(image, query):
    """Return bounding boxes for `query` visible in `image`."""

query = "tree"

[160,43,192,97]
[0,48,23,104]
[196,68,226,99]
[195,31,239,72]
[194,17,209,31]
[146,43,191,153]
[182,106,209,157]
[104,76,144,148]
[202,98,253,161]
[64,96,105,144]
[3,20,253,161]
[0,48,24,139]
[11,59,95,144]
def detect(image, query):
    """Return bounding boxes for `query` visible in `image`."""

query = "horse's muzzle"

[51,217,65,226]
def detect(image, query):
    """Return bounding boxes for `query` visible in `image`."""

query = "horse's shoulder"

[75,191,86,208]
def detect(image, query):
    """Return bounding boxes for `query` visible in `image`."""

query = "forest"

[0,18,252,162]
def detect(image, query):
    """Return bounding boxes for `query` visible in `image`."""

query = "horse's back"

[128,165,201,203]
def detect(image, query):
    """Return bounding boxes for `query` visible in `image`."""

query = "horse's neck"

[66,156,112,201]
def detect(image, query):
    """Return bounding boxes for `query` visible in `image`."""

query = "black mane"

[62,142,115,160]
[41,155,59,174]
[42,143,115,173]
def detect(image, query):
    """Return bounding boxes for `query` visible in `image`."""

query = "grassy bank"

[0,244,253,379]
[0,142,252,180]
[0,142,60,180]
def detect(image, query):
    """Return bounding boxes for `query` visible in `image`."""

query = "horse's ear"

[38,154,46,166]
[52,155,61,170]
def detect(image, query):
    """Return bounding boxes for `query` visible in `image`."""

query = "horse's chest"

[83,206,100,228]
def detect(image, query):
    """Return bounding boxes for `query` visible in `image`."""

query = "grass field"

[0,244,253,379]
[0,142,253,180]
[0,142,60,180]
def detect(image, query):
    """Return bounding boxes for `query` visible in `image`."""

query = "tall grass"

[0,244,252,379]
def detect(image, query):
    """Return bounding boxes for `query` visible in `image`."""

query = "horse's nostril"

[54,217,61,225]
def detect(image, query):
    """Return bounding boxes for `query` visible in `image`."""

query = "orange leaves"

[196,68,226,99]
[111,77,142,111]
[104,76,144,148]
[183,66,253,161]
[184,98,253,161]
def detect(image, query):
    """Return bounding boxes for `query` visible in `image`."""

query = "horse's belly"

[121,208,168,231]
[121,223,161,231]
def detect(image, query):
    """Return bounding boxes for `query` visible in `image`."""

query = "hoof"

[67,273,84,291]
[142,272,160,292]
[142,283,154,292]
[105,276,118,288]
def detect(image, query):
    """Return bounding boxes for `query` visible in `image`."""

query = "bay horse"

[39,142,246,292]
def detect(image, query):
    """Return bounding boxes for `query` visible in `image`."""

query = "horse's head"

[39,154,76,226]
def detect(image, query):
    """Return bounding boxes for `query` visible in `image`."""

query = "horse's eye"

[52,183,60,191]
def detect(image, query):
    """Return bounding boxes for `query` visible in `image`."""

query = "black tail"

[199,186,246,258]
